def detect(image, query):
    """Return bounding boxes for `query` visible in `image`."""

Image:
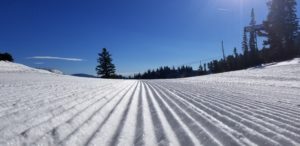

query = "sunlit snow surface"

[0,60,300,146]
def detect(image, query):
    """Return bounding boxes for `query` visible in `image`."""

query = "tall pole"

[222,40,226,61]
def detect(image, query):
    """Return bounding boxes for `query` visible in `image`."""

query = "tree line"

[132,66,198,79]
[96,0,299,79]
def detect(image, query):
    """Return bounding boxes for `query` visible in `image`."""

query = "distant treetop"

[0,52,14,62]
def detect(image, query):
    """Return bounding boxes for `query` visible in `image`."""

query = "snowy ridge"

[266,58,300,68]
[0,60,300,146]
[0,61,52,74]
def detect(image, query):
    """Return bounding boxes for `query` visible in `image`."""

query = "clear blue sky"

[0,0,299,75]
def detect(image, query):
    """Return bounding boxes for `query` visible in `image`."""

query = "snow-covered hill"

[0,59,300,146]
[0,61,54,74]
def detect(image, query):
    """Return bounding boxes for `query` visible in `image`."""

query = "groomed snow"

[0,59,300,146]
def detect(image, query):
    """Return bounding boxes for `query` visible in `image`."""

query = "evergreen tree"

[233,47,238,58]
[203,63,207,73]
[264,0,299,61]
[233,47,239,70]
[0,52,14,62]
[226,55,235,71]
[96,48,116,78]
[198,63,205,75]
[285,0,299,57]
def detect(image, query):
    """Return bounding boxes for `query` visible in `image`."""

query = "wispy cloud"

[28,56,85,62]
[217,8,230,12]
[34,62,44,65]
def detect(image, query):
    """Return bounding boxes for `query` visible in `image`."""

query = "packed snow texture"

[0,59,300,146]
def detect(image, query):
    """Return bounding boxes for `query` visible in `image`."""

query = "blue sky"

[0,0,298,75]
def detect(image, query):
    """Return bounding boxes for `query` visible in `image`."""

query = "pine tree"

[96,48,116,78]
[0,52,14,62]
[203,63,207,73]
[264,0,299,61]
[285,0,299,57]
[233,47,239,70]
[233,47,238,58]
[198,63,204,75]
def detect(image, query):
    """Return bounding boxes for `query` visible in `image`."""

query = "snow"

[266,58,300,68]
[0,61,53,74]
[41,68,64,75]
[0,60,300,146]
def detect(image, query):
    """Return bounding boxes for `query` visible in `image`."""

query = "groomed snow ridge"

[0,59,300,146]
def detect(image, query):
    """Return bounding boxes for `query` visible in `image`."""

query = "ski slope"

[0,60,300,146]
